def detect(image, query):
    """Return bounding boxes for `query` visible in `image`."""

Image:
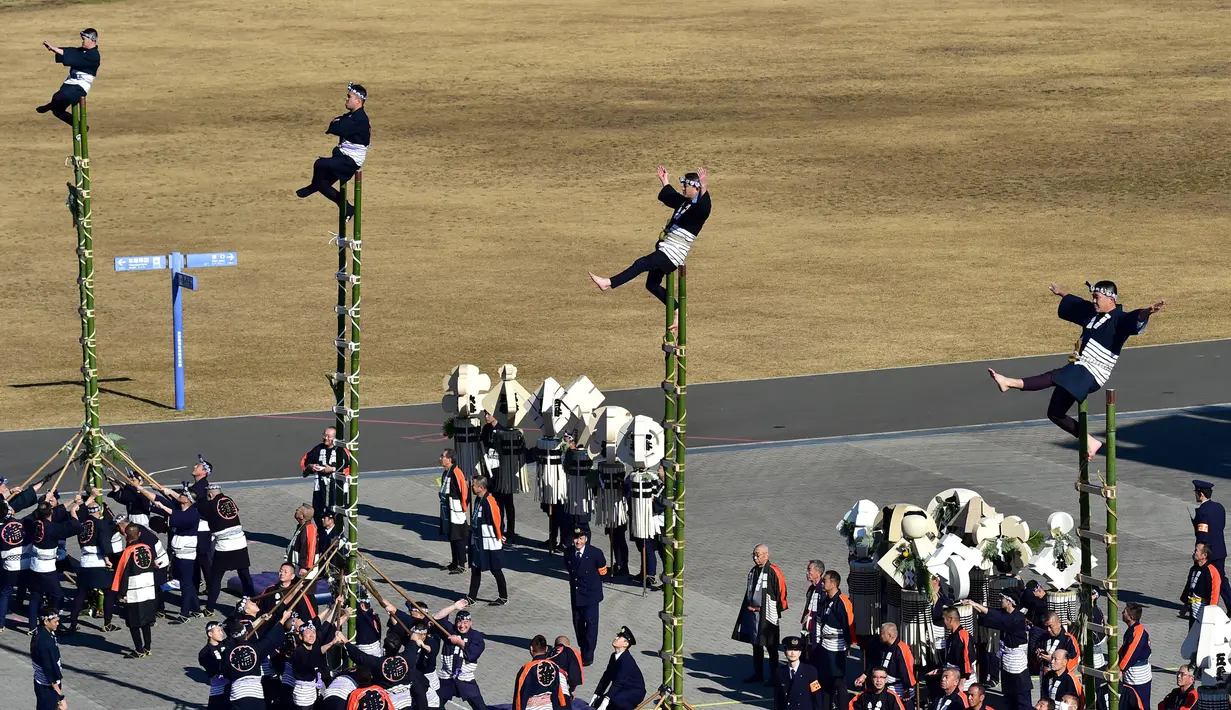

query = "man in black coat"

[37,29,100,127]
[296,83,370,220]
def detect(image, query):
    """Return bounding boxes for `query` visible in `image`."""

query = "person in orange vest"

[849,667,904,710]
[1180,543,1222,628]
[466,476,509,606]
[965,684,994,710]
[547,635,584,699]
[514,634,570,710]
[1156,665,1197,710]
[1039,651,1082,706]
[288,505,318,577]
[347,665,396,710]
[112,523,158,658]
[438,449,470,574]
[733,543,788,685]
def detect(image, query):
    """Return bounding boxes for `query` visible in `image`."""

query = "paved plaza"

[1,403,1226,709]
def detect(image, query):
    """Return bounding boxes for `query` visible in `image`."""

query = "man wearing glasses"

[296,83,370,221]
[988,281,1164,459]
[1157,666,1197,710]
[37,29,100,127]
[588,166,711,327]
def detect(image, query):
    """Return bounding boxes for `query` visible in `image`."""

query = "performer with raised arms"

[989,281,1163,459]
[589,166,711,323]
[36,29,100,127]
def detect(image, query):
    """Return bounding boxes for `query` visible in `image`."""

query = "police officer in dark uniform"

[1192,480,1229,607]
[591,626,646,710]
[564,525,607,666]
[776,636,823,710]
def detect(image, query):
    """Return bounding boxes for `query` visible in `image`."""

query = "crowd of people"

[732,486,1226,710]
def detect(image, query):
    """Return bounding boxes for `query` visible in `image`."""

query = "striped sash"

[213,525,247,552]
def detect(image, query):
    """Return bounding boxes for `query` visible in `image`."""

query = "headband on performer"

[207,483,222,491]
[347,82,368,101]
[86,503,101,514]
[236,596,251,610]
[0,478,7,486]
[197,454,213,476]
[80,29,98,42]
[1086,281,1118,301]
[299,620,316,633]
[205,621,222,632]
[41,611,60,622]
[679,175,702,189]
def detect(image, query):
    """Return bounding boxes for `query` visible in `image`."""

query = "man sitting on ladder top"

[588,165,711,329]
[296,83,370,222]
[37,28,100,127]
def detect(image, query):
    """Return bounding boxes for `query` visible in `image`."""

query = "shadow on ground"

[1051,407,1231,479]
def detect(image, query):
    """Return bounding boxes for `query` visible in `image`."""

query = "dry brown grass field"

[1,0,1228,429]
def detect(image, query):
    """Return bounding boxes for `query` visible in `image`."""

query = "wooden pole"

[358,574,415,638]
[15,432,81,490]
[660,268,678,695]
[356,549,452,638]
[1104,391,1120,709]
[49,437,85,493]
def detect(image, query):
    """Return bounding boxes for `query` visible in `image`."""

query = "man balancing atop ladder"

[296,83,370,221]
[588,166,711,327]
[36,28,100,127]
[988,281,1164,459]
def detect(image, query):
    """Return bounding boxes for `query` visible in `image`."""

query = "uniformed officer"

[564,525,608,666]
[775,636,823,710]
[591,626,646,710]
[1192,480,1229,607]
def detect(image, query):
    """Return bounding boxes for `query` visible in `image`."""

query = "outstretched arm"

[43,42,65,57]
[656,166,669,187]
[1049,283,1069,298]
[1133,300,1165,323]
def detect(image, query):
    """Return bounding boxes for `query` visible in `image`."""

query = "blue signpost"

[114,250,238,410]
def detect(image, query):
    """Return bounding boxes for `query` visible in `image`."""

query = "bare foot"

[1086,437,1102,461]
[669,313,679,332]
[988,368,1011,393]
[588,272,611,291]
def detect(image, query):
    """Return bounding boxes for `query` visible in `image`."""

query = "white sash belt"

[64,70,95,93]
[171,535,198,560]
[214,525,247,552]
[31,547,58,574]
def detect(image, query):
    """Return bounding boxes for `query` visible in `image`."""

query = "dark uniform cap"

[1194,480,1215,492]
[572,525,590,539]
[616,625,636,646]
[781,635,804,651]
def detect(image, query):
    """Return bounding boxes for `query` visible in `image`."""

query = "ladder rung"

[1086,622,1117,636]
[1075,482,1116,499]
[1077,666,1119,682]
[1078,574,1116,590]
[1077,527,1115,544]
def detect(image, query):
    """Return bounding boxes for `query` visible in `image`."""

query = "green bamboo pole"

[1104,390,1120,709]
[1078,400,1094,710]
[660,270,678,693]
[335,179,350,446]
[345,171,362,641]
[671,265,687,710]
[72,101,102,495]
